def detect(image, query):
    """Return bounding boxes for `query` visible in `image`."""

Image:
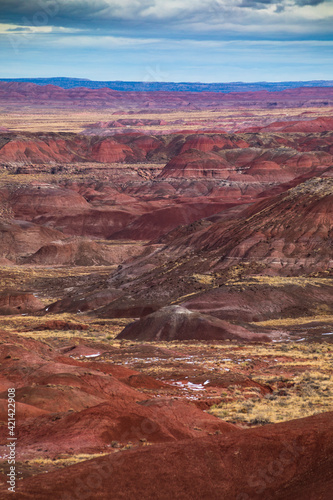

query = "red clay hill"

[4,411,333,500]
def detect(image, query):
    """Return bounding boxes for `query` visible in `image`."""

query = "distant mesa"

[1,81,333,109]
[116,305,271,342]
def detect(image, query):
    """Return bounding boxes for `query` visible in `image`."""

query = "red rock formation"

[180,134,249,153]
[0,292,43,315]
[0,219,65,261]
[111,201,232,240]
[160,150,231,178]
[260,116,333,133]
[23,239,145,266]
[90,138,134,162]
[7,185,90,218]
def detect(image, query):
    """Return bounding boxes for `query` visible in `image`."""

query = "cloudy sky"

[0,0,332,82]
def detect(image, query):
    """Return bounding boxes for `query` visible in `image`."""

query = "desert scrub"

[210,369,333,425]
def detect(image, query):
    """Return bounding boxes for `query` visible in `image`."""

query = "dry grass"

[25,453,109,467]
[252,315,333,328]
[209,343,333,425]
[210,370,333,425]
[108,339,333,425]
[0,313,131,341]
[191,274,215,285]
[226,275,333,288]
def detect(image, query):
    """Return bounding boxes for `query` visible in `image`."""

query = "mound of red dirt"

[8,411,333,500]
[0,385,105,413]
[0,219,65,261]
[0,329,55,358]
[90,138,135,162]
[159,145,332,181]
[0,292,43,315]
[123,373,166,390]
[160,150,231,178]
[260,116,333,133]
[22,239,144,266]
[116,305,270,342]
[180,134,248,153]
[7,184,90,218]
[0,399,50,423]
[32,207,141,238]
[11,398,237,457]
[1,330,245,463]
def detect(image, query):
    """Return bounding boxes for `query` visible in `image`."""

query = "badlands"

[0,81,332,499]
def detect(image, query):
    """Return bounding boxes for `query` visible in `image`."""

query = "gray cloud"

[294,0,326,4]
[240,0,325,8]
[6,27,33,32]
[0,1,152,26]
[0,0,331,40]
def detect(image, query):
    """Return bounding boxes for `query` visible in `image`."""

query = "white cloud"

[55,35,162,48]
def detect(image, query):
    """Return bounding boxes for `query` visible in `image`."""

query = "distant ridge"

[1,81,333,110]
[1,77,333,93]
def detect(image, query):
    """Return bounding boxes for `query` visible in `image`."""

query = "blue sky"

[0,0,332,82]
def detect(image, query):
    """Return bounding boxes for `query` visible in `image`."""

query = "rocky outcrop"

[0,292,43,315]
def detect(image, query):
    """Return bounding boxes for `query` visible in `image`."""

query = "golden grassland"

[0,312,132,341]
[1,106,332,133]
[206,342,333,424]
[251,314,333,328]
[225,275,333,288]
[210,368,333,425]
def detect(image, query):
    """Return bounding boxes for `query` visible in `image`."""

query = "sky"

[0,0,332,82]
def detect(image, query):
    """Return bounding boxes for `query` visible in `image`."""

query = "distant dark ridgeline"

[1,77,333,93]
